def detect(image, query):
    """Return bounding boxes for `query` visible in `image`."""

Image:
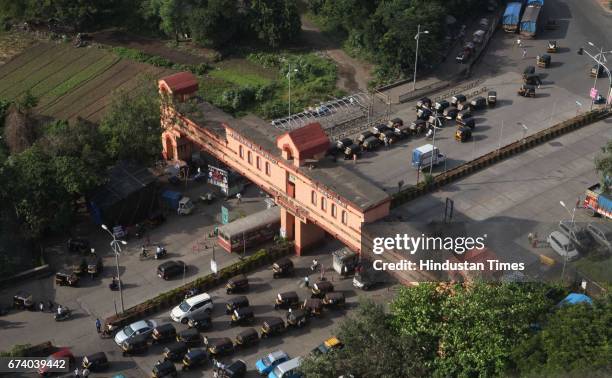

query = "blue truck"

[503,2,524,33]
[526,0,544,5]
[520,3,543,38]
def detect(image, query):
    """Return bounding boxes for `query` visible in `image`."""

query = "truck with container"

[520,3,542,38]
[161,190,194,215]
[583,183,612,219]
[503,2,524,33]
[411,144,446,169]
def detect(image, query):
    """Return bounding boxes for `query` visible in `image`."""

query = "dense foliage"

[595,140,612,193]
[308,0,494,82]
[510,293,612,376]
[301,283,611,378]
[0,0,301,49]
[0,79,161,240]
[299,300,428,377]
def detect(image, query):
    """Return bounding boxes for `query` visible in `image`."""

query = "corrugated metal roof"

[161,72,198,95]
[218,207,280,237]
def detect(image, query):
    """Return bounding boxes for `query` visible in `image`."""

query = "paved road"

[391,118,612,280]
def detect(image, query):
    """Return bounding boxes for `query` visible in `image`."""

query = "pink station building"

[159,72,391,255]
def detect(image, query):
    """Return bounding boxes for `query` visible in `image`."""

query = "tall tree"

[100,78,162,165]
[188,0,239,48]
[391,283,555,377]
[595,140,612,193]
[299,300,428,377]
[249,0,301,48]
[510,294,612,376]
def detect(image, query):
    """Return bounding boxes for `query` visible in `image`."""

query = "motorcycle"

[154,246,167,260]
[54,308,72,321]
[109,279,121,291]
[139,247,149,260]
[184,288,199,300]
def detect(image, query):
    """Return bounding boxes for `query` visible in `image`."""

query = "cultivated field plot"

[0,42,174,122]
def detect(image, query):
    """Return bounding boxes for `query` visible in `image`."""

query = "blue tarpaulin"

[558,293,593,306]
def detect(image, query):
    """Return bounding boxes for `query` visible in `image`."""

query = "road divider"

[391,108,611,207]
[103,244,292,330]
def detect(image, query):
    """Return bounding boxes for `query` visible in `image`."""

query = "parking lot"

[337,67,595,192]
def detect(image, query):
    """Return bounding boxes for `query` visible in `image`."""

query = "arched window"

[239,145,244,159]
[247,151,252,164]
[341,210,348,225]
[331,204,337,218]
[311,191,317,205]
[321,197,327,211]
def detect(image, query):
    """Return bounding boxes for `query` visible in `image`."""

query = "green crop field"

[0,42,172,123]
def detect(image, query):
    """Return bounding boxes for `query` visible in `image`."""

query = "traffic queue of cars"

[104,257,346,378]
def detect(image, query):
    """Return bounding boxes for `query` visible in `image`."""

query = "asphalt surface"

[336,0,611,193]
[391,118,612,282]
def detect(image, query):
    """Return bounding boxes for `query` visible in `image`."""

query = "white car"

[547,231,579,261]
[170,293,213,323]
[114,319,157,345]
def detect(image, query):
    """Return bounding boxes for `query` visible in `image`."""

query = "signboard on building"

[208,165,229,194]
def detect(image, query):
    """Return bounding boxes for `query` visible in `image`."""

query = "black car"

[81,352,109,371]
[187,311,212,331]
[157,260,186,280]
[152,360,177,378]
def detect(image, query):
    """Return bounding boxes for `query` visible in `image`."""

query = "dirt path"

[300,16,373,93]
[91,30,207,65]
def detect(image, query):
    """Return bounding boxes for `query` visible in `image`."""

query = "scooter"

[154,246,167,260]
[54,308,72,321]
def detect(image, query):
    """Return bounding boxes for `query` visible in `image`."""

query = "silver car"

[114,319,157,345]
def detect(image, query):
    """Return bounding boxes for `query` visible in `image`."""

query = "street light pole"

[412,25,429,91]
[582,43,612,106]
[102,224,126,313]
[559,201,576,282]
[590,43,603,110]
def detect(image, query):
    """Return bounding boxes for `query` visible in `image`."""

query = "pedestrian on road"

[95,318,101,333]
[39,301,44,312]
[236,193,242,204]
[47,300,54,312]
[304,276,310,288]
[73,367,80,378]
[516,39,522,47]
[528,232,534,244]
[522,48,527,59]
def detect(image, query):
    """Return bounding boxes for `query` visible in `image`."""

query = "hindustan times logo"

[372,234,487,255]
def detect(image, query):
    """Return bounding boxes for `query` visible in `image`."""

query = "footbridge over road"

[159,72,391,255]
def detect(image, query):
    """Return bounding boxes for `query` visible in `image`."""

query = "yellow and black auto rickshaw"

[546,40,558,53]
[518,84,536,98]
[537,54,551,68]
[455,127,473,142]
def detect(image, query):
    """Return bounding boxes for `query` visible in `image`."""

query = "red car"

[38,348,74,376]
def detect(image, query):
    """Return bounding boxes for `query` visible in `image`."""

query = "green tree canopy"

[391,283,557,377]
[99,78,162,165]
[510,294,612,376]
[249,0,301,48]
[299,300,428,377]
[595,140,612,193]
[188,0,239,48]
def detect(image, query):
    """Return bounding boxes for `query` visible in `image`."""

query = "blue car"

[255,350,290,375]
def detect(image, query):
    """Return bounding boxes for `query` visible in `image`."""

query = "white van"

[269,357,302,378]
[170,293,213,323]
[547,231,579,261]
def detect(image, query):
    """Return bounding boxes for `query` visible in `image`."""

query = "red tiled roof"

[283,123,329,158]
[161,72,198,95]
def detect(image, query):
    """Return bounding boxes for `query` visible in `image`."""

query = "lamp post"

[101,224,127,313]
[582,42,612,107]
[429,111,441,175]
[559,200,576,282]
[413,25,430,91]
[287,63,298,118]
